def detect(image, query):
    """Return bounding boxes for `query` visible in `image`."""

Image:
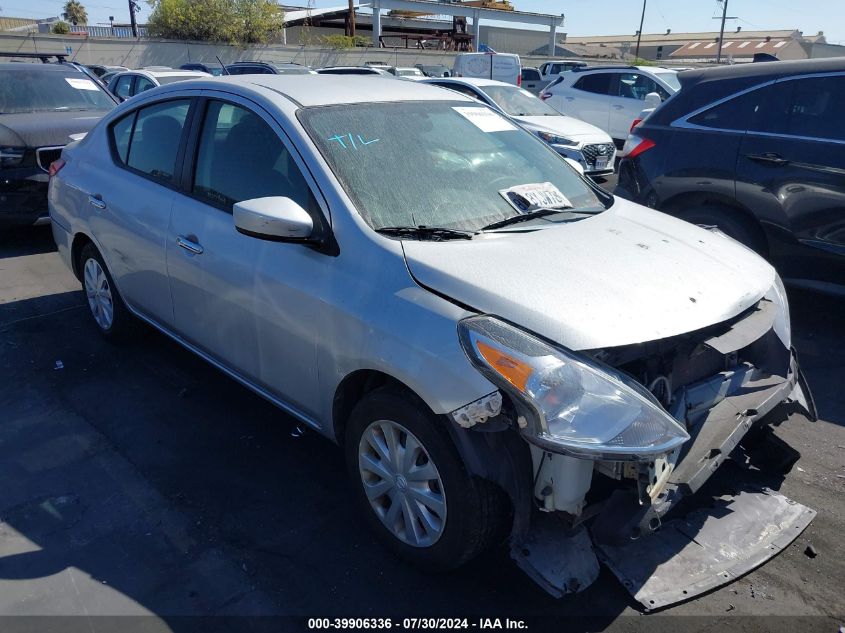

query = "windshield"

[0,69,114,114]
[300,101,604,232]
[652,71,681,91]
[480,85,559,116]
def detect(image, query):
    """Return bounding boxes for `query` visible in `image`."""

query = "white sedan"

[424,77,616,176]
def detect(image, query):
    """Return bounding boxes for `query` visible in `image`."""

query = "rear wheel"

[78,243,136,340]
[345,388,504,571]
[675,204,766,255]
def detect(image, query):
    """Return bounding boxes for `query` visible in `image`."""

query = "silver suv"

[48,74,815,607]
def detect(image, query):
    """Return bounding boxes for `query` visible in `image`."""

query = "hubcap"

[83,258,114,331]
[358,420,447,548]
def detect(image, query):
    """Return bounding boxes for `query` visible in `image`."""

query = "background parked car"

[84,64,128,78]
[316,66,393,76]
[541,65,679,145]
[452,52,521,86]
[616,57,845,295]
[520,67,545,94]
[180,62,224,76]
[415,64,451,77]
[424,77,615,176]
[390,67,425,78]
[224,61,315,75]
[537,59,587,83]
[108,69,209,102]
[0,57,116,227]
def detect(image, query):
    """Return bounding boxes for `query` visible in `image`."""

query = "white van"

[452,52,521,86]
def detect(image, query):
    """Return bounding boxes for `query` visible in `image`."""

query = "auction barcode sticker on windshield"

[499,182,572,212]
[65,77,100,91]
[453,106,517,133]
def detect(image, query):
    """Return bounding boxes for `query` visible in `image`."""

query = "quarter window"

[111,112,134,163]
[192,101,311,211]
[124,100,191,182]
[574,73,613,95]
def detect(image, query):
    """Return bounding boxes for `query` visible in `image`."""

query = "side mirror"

[644,92,662,109]
[563,157,585,175]
[234,196,314,241]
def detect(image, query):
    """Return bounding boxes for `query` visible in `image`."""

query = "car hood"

[516,115,611,142]
[401,198,775,351]
[0,110,108,148]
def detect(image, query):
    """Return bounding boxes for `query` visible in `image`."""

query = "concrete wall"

[0,32,618,72]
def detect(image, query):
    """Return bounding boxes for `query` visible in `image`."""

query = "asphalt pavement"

[0,225,842,632]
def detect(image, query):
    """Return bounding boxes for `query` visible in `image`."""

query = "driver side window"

[192,100,312,212]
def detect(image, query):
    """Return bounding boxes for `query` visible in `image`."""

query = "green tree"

[146,0,284,44]
[62,0,88,25]
[52,20,71,34]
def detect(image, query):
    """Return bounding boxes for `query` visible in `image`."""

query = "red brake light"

[48,158,66,177]
[621,135,655,159]
[517,72,522,87]
[630,118,643,133]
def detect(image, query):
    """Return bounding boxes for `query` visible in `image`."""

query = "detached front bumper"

[513,353,816,608]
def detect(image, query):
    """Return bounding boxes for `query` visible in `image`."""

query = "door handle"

[176,236,204,255]
[745,152,790,166]
[612,104,624,110]
[88,194,106,210]
[565,96,575,101]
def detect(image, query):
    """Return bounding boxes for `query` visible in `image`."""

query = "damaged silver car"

[48,75,817,608]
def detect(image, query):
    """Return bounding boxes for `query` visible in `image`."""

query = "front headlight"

[535,130,579,147]
[458,316,689,461]
[767,274,791,349]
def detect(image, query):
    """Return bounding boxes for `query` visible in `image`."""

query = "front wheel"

[345,388,504,571]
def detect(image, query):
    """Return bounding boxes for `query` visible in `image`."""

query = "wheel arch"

[70,232,95,281]
[659,192,770,256]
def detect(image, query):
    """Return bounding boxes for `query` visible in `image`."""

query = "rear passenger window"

[113,75,133,99]
[135,76,155,94]
[192,101,311,211]
[574,73,612,95]
[124,100,190,182]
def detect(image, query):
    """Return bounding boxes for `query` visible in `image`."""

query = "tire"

[78,242,136,341]
[674,204,766,255]
[345,387,504,571]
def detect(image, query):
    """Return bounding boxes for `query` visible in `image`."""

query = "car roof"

[427,77,513,88]
[0,62,82,72]
[178,75,474,107]
[120,69,209,79]
[678,56,845,88]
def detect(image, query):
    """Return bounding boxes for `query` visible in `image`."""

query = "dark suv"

[0,53,116,227]
[224,61,313,75]
[616,58,845,294]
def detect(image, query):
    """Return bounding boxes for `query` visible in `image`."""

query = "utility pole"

[128,0,138,38]
[713,0,738,63]
[634,0,647,60]
[346,0,355,37]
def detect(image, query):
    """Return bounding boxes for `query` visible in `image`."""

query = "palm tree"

[62,0,88,26]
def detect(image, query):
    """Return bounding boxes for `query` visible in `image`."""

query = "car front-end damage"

[450,276,816,609]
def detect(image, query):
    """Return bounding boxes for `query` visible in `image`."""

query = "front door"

[736,73,845,287]
[607,72,664,141]
[166,96,330,417]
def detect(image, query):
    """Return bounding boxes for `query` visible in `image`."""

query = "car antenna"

[217,55,230,75]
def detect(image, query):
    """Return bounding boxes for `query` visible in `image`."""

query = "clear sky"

[3,0,843,44]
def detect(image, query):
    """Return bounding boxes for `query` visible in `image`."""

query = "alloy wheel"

[83,258,114,331]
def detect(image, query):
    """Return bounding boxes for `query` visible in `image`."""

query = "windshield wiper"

[481,207,570,231]
[376,226,476,241]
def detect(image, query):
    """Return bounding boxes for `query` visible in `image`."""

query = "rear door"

[736,73,845,286]
[88,97,193,323]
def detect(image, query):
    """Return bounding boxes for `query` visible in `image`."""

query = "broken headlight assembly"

[767,273,791,349]
[458,316,689,461]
